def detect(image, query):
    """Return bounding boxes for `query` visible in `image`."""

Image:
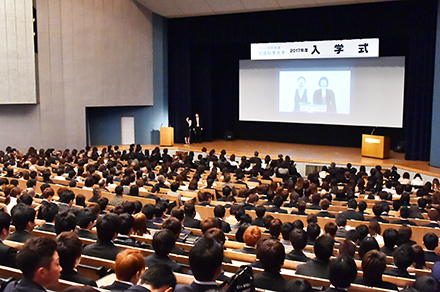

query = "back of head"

[307,222,321,241]
[345,230,360,244]
[119,213,134,235]
[281,222,294,240]
[281,279,312,292]
[255,205,266,218]
[76,208,97,229]
[339,240,356,258]
[393,244,415,270]
[336,214,347,227]
[424,232,439,251]
[373,203,383,216]
[11,203,35,231]
[0,211,11,233]
[140,264,176,291]
[184,202,196,217]
[328,254,357,288]
[269,218,282,238]
[55,211,78,235]
[152,229,176,256]
[243,225,262,247]
[201,217,221,234]
[17,237,58,279]
[257,238,285,273]
[362,250,387,280]
[214,205,225,218]
[324,222,337,237]
[115,249,146,282]
[162,217,182,238]
[413,275,440,292]
[359,237,380,259]
[39,203,59,222]
[56,232,83,271]
[290,228,308,251]
[314,235,334,261]
[189,237,223,282]
[142,204,156,220]
[383,228,399,248]
[347,198,358,210]
[356,224,369,241]
[97,213,122,242]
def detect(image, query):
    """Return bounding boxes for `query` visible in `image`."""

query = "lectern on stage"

[160,127,174,146]
[361,134,390,159]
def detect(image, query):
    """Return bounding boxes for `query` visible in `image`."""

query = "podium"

[361,134,390,159]
[160,127,174,146]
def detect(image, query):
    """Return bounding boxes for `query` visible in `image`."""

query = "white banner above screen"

[251,38,379,60]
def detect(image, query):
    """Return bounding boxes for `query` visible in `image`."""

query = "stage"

[108,140,440,178]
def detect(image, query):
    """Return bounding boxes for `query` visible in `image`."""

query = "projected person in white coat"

[313,76,336,113]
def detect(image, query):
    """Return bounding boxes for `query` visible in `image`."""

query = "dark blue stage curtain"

[168,0,437,161]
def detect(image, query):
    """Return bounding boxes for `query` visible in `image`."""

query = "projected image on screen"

[279,71,351,114]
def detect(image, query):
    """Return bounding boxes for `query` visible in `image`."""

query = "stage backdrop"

[168,0,437,161]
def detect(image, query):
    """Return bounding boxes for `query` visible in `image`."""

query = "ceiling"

[135,0,396,18]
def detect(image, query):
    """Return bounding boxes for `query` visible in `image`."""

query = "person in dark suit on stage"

[56,232,97,287]
[185,117,192,144]
[0,211,17,268]
[101,249,146,292]
[4,237,62,292]
[296,235,335,279]
[174,237,223,292]
[324,254,358,292]
[294,76,308,111]
[82,213,122,261]
[193,113,203,143]
[183,203,201,229]
[126,264,176,292]
[313,76,336,113]
[8,203,35,243]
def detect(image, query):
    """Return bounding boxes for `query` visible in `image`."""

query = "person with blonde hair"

[235,225,262,254]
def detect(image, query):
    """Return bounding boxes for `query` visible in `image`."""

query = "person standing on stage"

[193,113,203,143]
[185,117,192,145]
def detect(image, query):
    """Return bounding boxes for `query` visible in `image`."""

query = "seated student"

[296,235,335,279]
[397,225,417,247]
[355,250,398,290]
[4,237,61,292]
[269,218,282,239]
[251,206,266,227]
[141,204,161,230]
[183,202,201,229]
[384,244,415,279]
[54,211,77,235]
[254,238,287,291]
[286,228,310,262]
[8,203,35,243]
[152,201,169,225]
[358,237,380,259]
[338,240,356,258]
[242,193,258,211]
[214,205,231,233]
[266,195,288,214]
[345,230,360,247]
[56,232,97,286]
[161,217,187,255]
[58,189,75,212]
[175,237,224,292]
[35,203,59,233]
[76,208,98,240]
[82,213,122,261]
[281,279,312,292]
[291,199,307,216]
[324,254,357,292]
[151,175,169,193]
[145,229,183,273]
[391,207,417,226]
[423,233,440,262]
[341,199,365,221]
[370,203,389,223]
[335,214,347,238]
[234,225,261,254]
[381,228,399,256]
[0,211,17,267]
[200,218,222,235]
[101,249,146,292]
[114,214,138,246]
[126,264,176,292]
[280,222,294,251]
[197,192,212,207]
[315,199,335,218]
[423,209,440,228]
[413,275,440,292]
[306,222,321,246]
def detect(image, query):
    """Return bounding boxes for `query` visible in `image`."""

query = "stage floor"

[104,140,440,178]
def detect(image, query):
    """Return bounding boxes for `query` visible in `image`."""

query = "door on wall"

[121,116,135,145]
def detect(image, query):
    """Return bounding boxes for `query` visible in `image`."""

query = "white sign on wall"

[251,38,379,60]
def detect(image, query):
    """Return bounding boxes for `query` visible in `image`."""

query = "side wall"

[0,0,155,150]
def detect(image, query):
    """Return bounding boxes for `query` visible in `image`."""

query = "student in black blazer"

[183,203,201,229]
[254,238,287,291]
[75,208,98,240]
[8,204,35,243]
[126,264,176,292]
[35,202,58,234]
[82,213,122,261]
[0,212,17,268]
[101,249,146,292]
[324,255,358,292]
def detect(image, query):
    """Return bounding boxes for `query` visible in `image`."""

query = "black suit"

[60,269,97,286]
[8,230,32,243]
[0,240,17,267]
[101,281,132,292]
[369,216,389,223]
[218,219,231,233]
[423,222,440,228]
[4,277,46,292]
[266,206,287,214]
[146,220,161,230]
[234,246,256,254]
[341,209,365,221]
[286,250,310,262]
[380,246,395,257]
[295,258,330,279]
[315,210,335,218]
[254,270,286,291]
[291,210,307,216]
[183,217,201,229]
[35,223,56,233]
[251,217,265,227]
[125,285,151,292]
[354,278,398,291]
[145,254,183,273]
[425,250,440,263]
[174,281,220,292]
[76,229,98,240]
[390,219,417,226]
[384,267,415,279]
[82,240,122,261]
